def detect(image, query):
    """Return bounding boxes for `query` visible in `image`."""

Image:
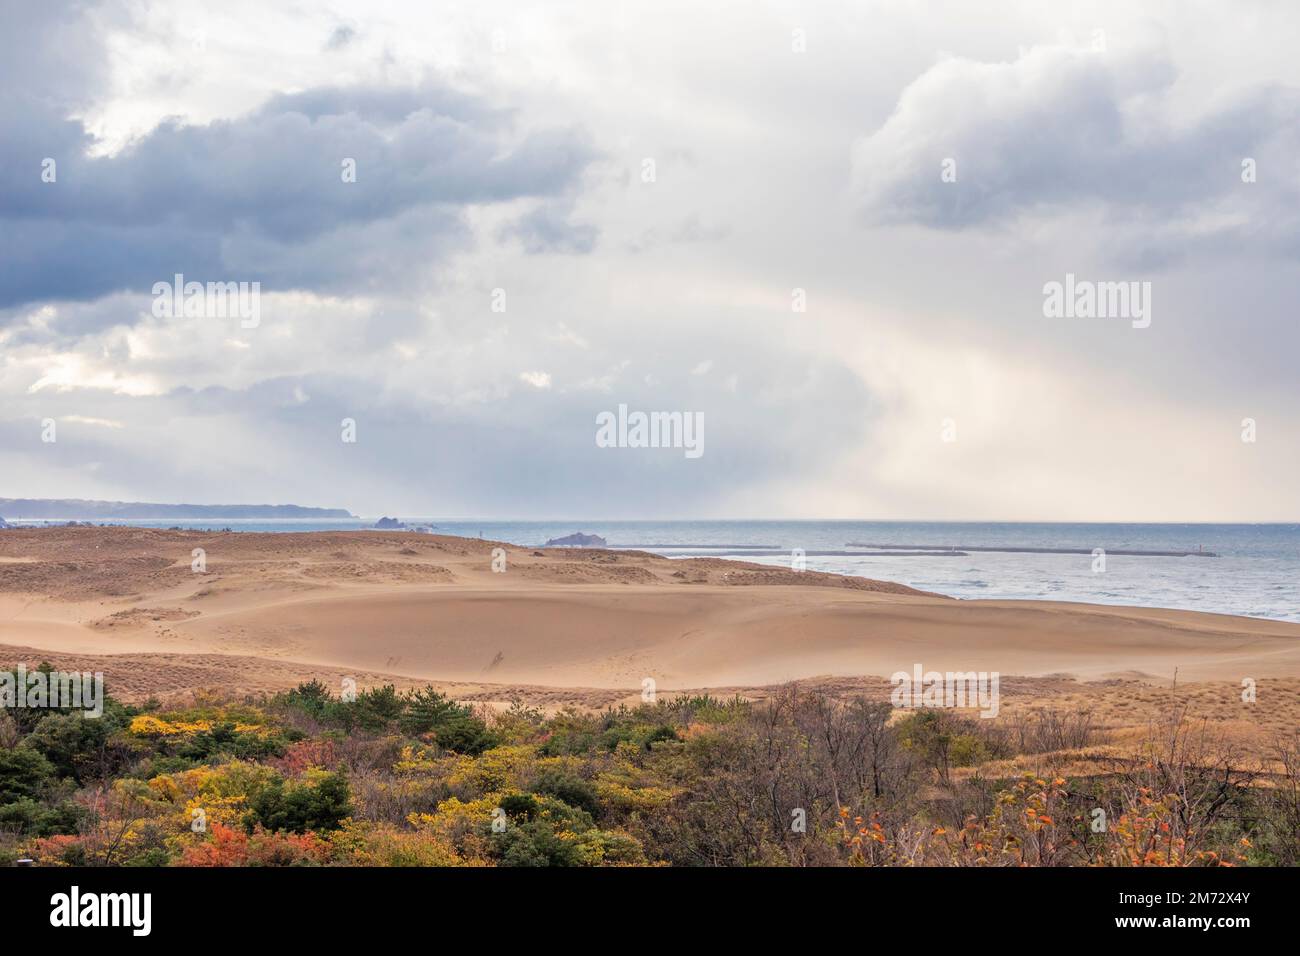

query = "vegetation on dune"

[1,664,1297,867]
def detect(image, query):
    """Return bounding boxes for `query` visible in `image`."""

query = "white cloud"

[518,371,552,389]
[63,415,125,429]
[26,353,162,397]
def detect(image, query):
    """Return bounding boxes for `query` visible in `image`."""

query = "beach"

[2,527,1297,717]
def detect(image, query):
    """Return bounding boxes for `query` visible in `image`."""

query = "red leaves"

[180,822,330,866]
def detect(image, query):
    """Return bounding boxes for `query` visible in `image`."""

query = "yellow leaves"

[410,794,500,838]
[148,761,276,807]
[328,820,470,867]
[147,774,183,803]
[128,715,266,737]
[128,715,177,737]
[446,745,535,794]
[593,778,675,812]
[392,743,444,772]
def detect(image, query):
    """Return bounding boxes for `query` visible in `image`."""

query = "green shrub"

[498,792,539,820]
[530,767,599,817]
[175,722,285,761]
[21,707,133,783]
[399,687,498,755]
[247,771,353,834]
[949,733,993,767]
[0,747,55,803]
[278,680,333,720]
[0,797,83,836]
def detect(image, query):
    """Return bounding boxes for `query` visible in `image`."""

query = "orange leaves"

[180,823,248,866]
[23,834,84,866]
[273,738,340,777]
[180,822,330,866]
[837,809,893,862]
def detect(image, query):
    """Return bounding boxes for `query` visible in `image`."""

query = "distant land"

[0,498,354,520]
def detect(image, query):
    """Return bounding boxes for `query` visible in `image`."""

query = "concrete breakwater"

[844,542,1218,558]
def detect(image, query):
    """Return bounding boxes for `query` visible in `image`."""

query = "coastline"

[2,526,1297,704]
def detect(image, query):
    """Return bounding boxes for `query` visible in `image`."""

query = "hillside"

[0,498,353,520]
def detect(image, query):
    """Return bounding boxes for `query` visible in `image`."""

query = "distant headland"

[0,497,354,520]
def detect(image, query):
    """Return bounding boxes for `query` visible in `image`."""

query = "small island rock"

[543,532,607,548]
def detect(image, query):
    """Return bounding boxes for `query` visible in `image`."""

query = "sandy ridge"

[0,527,1296,700]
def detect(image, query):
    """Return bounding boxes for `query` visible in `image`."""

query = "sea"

[9,519,1299,623]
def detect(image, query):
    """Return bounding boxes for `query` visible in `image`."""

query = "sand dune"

[0,527,1298,701]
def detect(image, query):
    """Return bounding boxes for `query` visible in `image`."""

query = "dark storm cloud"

[0,5,597,314]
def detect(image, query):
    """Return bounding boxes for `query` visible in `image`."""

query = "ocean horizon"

[11,518,1298,623]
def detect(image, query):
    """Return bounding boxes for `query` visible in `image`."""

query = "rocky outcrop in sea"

[543,532,607,548]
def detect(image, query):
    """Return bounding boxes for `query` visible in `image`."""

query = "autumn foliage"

[0,672,1293,867]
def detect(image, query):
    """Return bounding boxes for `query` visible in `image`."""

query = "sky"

[1,0,1298,521]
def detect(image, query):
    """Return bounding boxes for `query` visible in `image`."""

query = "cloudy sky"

[2,0,1298,520]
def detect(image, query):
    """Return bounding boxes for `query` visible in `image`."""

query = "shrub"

[492,700,547,744]
[0,797,83,837]
[247,770,353,834]
[355,685,404,732]
[529,767,600,817]
[326,820,464,866]
[278,680,333,720]
[175,722,285,761]
[0,747,55,803]
[498,792,540,820]
[24,710,134,783]
[536,709,603,756]
[182,822,330,866]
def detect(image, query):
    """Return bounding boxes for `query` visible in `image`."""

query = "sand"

[1,527,1298,707]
